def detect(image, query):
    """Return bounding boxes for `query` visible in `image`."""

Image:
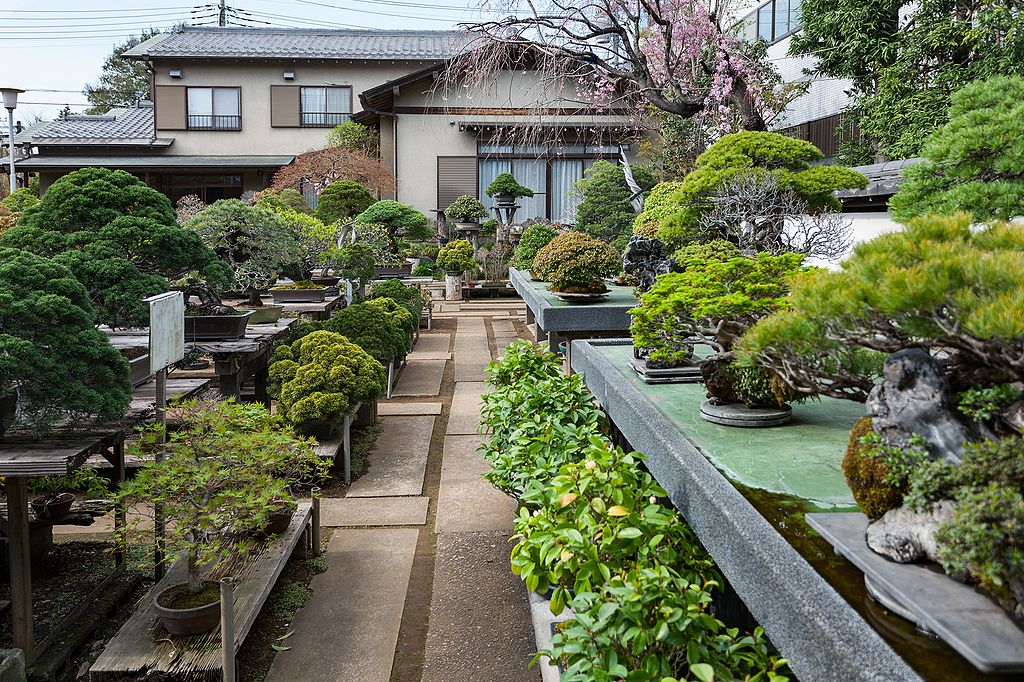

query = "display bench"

[221,293,346,322]
[570,339,929,682]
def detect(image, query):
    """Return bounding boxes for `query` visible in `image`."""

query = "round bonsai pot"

[237,304,283,324]
[259,508,295,538]
[154,582,222,636]
[699,400,792,428]
[549,288,610,303]
[30,492,75,519]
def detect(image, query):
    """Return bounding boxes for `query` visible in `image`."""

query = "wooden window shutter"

[270,85,301,127]
[154,85,187,130]
[437,156,478,211]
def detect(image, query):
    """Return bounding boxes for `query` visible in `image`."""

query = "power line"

[0,5,193,12]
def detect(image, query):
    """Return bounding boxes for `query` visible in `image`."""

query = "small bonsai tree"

[354,222,405,268]
[354,200,432,242]
[256,188,312,215]
[436,238,477,274]
[370,279,424,320]
[269,330,387,434]
[271,208,338,279]
[0,248,131,436]
[271,146,395,197]
[530,231,620,293]
[365,296,417,336]
[334,242,377,289]
[890,76,1024,223]
[116,400,328,596]
[574,160,657,245]
[315,180,375,225]
[320,302,410,364]
[512,223,558,270]
[326,120,380,157]
[444,195,488,224]
[187,199,303,305]
[1,168,230,327]
[486,172,534,199]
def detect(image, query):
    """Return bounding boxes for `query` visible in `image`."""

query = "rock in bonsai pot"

[153,582,222,637]
[271,281,328,303]
[30,492,75,519]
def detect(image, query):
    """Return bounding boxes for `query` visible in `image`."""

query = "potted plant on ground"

[116,400,328,636]
[530,231,620,302]
[444,195,489,233]
[486,172,534,206]
[436,239,477,301]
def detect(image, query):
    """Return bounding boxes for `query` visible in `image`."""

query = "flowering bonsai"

[486,173,534,202]
[530,231,620,294]
[436,239,477,274]
[444,195,489,225]
[269,330,387,436]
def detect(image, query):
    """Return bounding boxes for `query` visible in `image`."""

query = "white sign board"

[146,291,185,373]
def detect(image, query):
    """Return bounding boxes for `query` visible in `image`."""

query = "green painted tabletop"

[596,344,863,509]
[519,270,639,309]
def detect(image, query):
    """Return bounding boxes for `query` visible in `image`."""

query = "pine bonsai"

[512,223,558,270]
[531,231,620,293]
[354,200,432,242]
[486,173,534,199]
[444,195,489,224]
[574,160,657,244]
[1,168,230,327]
[256,188,312,215]
[315,180,375,225]
[334,242,377,288]
[0,248,131,436]
[436,239,477,274]
[365,296,416,335]
[322,303,410,363]
[354,222,405,268]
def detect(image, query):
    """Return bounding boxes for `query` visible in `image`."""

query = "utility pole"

[219,0,227,27]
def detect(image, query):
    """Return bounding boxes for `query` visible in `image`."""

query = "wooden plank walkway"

[90,503,313,681]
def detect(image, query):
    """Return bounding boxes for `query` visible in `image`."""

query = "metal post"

[310,487,321,557]
[5,110,15,196]
[154,367,167,580]
[7,477,32,658]
[220,577,235,682]
[386,360,394,400]
[343,412,352,485]
[113,439,126,567]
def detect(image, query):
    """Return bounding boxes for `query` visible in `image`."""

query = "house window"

[187,87,241,130]
[300,86,351,127]
[752,0,801,44]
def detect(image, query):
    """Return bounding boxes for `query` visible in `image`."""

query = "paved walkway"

[266,299,540,682]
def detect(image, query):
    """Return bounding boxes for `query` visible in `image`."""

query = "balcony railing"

[187,114,242,131]
[300,112,350,128]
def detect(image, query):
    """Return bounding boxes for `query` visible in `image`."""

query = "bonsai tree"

[512,222,558,270]
[187,199,303,306]
[444,195,488,225]
[436,238,477,274]
[371,278,424,321]
[0,168,230,327]
[574,160,657,247]
[354,222,405,268]
[486,172,534,200]
[365,296,417,336]
[0,248,131,437]
[890,76,1024,223]
[271,145,396,197]
[0,187,39,212]
[255,188,312,215]
[334,242,377,289]
[317,302,410,364]
[270,208,338,280]
[116,400,328,600]
[175,194,207,226]
[633,132,868,248]
[269,330,387,435]
[315,180,375,225]
[326,120,380,157]
[354,200,432,242]
[530,231,620,293]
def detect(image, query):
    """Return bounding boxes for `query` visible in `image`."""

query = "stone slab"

[264,528,418,682]
[490,320,516,333]
[377,401,443,416]
[493,330,520,339]
[508,266,635,334]
[421,531,541,682]
[392,358,446,397]
[411,333,451,355]
[808,512,1024,673]
[527,588,575,682]
[447,382,485,435]
[436,435,514,533]
[318,496,429,527]
[347,415,434,497]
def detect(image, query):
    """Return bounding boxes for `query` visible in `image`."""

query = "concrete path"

[378,402,442,416]
[446,382,486,435]
[436,435,516,533]
[453,318,491,383]
[392,358,446,397]
[319,496,429,527]
[347,415,434,497]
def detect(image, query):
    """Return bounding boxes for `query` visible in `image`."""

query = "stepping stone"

[421,531,541,682]
[348,415,434,497]
[496,337,516,358]
[378,402,442,416]
[318,496,429,527]
[392,358,446,397]
[492,329,520,338]
[454,319,491,382]
[264,528,418,682]
[436,435,515,533]
[411,333,451,355]
[491,320,515,333]
[447,382,485,435]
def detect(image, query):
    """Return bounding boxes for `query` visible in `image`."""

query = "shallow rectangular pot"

[184,310,254,341]
[376,264,412,279]
[271,288,327,303]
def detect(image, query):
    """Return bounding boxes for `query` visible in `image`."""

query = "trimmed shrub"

[574,160,657,242]
[485,172,533,198]
[512,223,558,270]
[316,180,375,225]
[354,200,431,241]
[0,187,39,212]
[436,238,476,273]
[530,231,620,293]
[444,195,488,223]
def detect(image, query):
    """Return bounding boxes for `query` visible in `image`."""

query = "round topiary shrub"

[436,239,476,274]
[322,302,410,363]
[444,195,488,224]
[371,279,424,320]
[512,223,558,271]
[315,180,375,225]
[531,231,620,293]
[841,416,905,519]
[269,330,386,434]
[365,296,416,335]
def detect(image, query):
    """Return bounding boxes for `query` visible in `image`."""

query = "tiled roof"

[28,102,165,146]
[836,158,924,199]
[123,26,473,61]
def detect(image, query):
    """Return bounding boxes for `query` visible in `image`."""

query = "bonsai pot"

[493,192,517,205]
[454,221,481,232]
[181,359,211,371]
[259,507,295,538]
[154,582,222,636]
[30,492,75,519]
[376,264,413,279]
[549,286,610,303]
[185,310,254,341]
[129,354,152,387]
[298,421,338,440]
[271,287,327,303]
[237,304,284,324]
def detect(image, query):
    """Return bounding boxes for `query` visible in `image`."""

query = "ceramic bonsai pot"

[454,221,481,232]
[238,304,284,324]
[493,192,517,205]
[154,583,222,636]
[271,287,327,303]
[376,264,413,279]
[259,508,295,538]
[699,400,792,427]
[550,289,610,303]
[185,310,254,341]
[30,492,75,519]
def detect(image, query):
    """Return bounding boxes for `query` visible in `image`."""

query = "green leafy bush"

[269,330,386,433]
[365,296,416,335]
[574,160,657,242]
[412,260,439,278]
[256,188,312,215]
[444,195,488,223]
[511,223,558,270]
[530,231,620,293]
[959,384,1023,424]
[485,172,534,198]
[0,187,39,212]
[370,279,424,319]
[672,239,741,271]
[326,120,379,157]
[316,180,375,225]
[436,238,476,273]
[890,76,1024,223]
[354,200,431,241]
[320,302,410,363]
[1,168,230,326]
[272,208,337,279]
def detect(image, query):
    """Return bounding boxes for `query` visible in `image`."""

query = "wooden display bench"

[91,502,315,681]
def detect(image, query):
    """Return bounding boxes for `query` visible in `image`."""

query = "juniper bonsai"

[354,200,432,241]
[512,223,558,270]
[444,195,488,223]
[316,180,375,225]
[485,172,534,199]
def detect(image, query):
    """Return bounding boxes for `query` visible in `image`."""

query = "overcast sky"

[1,0,502,125]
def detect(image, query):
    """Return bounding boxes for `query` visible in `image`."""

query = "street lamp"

[1,88,24,196]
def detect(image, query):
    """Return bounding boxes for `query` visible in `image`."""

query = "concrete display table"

[571,339,922,682]
[508,267,636,368]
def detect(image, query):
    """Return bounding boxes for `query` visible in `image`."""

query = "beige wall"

[152,59,429,155]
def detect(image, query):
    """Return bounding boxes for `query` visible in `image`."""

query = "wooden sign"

[145,291,185,373]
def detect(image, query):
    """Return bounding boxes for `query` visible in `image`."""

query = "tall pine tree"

[82,28,179,114]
